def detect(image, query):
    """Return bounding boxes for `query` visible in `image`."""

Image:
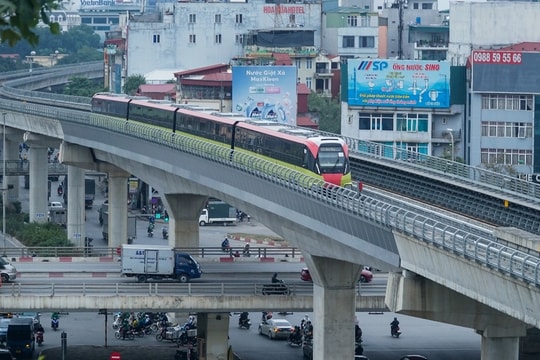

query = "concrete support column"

[479,325,523,360]
[66,166,85,246]
[305,255,362,360]
[28,146,48,223]
[162,194,207,248]
[108,171,129,248]
[197,312,230,360]
[5,139,19,204]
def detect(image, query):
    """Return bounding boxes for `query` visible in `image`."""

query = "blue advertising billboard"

[232,66,297,125]
[347,59,450,108]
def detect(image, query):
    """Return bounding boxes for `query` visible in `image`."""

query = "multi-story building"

[125,0,323,77]
[448,1,540,176]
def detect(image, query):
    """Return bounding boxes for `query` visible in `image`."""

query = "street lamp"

[27,50,36,73]
[2,113,6,257]
[446,128,455,162]
[50,50,59,67]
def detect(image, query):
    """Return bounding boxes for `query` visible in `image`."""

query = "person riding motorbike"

[242,244,250,257]
[147,223,154,237]
[390,317,400,336]
[51,312,59,330]
[221,238,230,252]
[288,325,302,344]
[239,312,250,327]
[34,322,44,345]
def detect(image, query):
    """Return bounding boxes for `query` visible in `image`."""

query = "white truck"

[120,244,202,283]
[198,200,237,226]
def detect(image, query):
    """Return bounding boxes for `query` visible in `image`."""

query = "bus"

[6,317,34,358]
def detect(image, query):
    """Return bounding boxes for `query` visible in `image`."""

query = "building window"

[295,59,301,69]
[359,36,375,48]
[215,14,221,24]
[481,94,533,111]
[396,113,428,132]
[480,121,532,138]
[360,15,370,27]
[342,36,355,48]
[289,14,296,25]
[413,3,419,9]
[358,113,394,131]
[235,34,245,44]
[153,34,160,43]
[306,77,312,89]
[189,14,196,24]
[189,34,196,44]
[236,14,243,24]
[422,3,433,9]
[215,34,222,44]
[347,15,357,27]
[306,59,313,69]
[481,148,532,167]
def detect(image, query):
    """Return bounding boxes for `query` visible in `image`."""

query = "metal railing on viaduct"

[0,64,539,329]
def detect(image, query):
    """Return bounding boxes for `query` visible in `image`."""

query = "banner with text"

[347,59,450,108]
[232,66,297,125]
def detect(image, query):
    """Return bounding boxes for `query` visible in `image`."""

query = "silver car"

[258,318,293,340]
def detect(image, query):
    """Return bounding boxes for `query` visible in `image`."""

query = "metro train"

[91,93,352,187]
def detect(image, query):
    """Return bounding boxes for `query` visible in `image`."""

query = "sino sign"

[347,59,450,109]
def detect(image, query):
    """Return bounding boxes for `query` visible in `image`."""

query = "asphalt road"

[31,311,480,360]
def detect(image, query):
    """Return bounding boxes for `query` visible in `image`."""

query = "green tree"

[63,76,106,97]
[308,92,341,134]
[0,0,61,46]
[123,74,146,95]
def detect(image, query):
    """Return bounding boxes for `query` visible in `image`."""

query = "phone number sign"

[472,50,522,64]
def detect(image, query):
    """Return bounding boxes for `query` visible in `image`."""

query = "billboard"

[347,59,450,108]
[232,66,297,125]
[471,50,540,94]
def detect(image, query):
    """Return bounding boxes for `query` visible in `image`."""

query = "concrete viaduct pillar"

[162,194,207,248]
[28,145,49,223]
[304,254,362,360]
[107,169,129,249]
[196,312,230,360]
[5,137,20,204]
[66,166,85,246]
[386,271,527,360]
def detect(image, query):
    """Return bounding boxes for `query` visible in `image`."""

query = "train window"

[318,145,345,174]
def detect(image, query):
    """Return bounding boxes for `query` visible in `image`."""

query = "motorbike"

[238,317,251,330]
[147,223,154,238]
[35,331,44,346]
[162,227,168,240]
[221,239,230,252]
[115,328,135,340]
[262,280,290,295]
[287,326,303,347]
[51,318,59,331]
[156,324,183,343]
[391,325,401,338]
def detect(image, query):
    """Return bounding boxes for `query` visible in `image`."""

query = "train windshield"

[317,145,346,174]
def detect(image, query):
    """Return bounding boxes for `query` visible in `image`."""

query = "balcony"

[315,67,332,77]
[414,40,448,50]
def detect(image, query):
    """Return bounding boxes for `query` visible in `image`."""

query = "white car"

[48,201,63,209]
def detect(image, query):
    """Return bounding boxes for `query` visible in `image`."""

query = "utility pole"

[397,0,404,59]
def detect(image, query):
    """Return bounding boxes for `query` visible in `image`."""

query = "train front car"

[307,136,352,188]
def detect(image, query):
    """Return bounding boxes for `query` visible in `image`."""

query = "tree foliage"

[0,0,61,46]
[307,93,341,134]
[124,74,146,95]
[63,76,106,97]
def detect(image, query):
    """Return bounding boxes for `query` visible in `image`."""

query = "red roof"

[174,64,229,77]
[138,84,175,93]
[499,42,540,51]
[297,116,318,128]
[272,53,292,65]
[297,83,310,95]
[199,73,232,82]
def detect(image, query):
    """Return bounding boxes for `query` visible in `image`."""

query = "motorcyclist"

[162,227,168,239]
[355,324,363,342]
[221,238,230,251]
[242,244,250,257]
[289,325,302,344]
[34,322,45,344]
[239,312,249,326]
[147,223,154,236]
[390,317,400,334]
[51,312,59,330]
